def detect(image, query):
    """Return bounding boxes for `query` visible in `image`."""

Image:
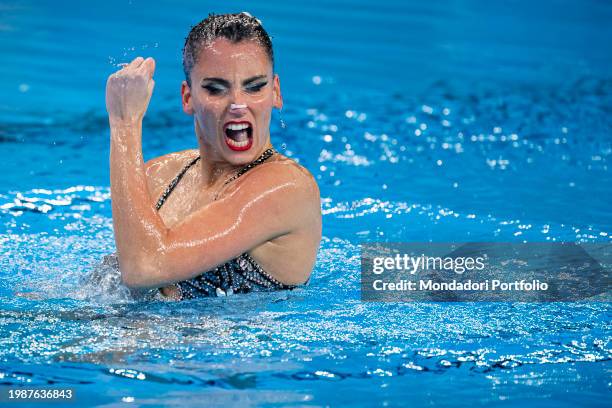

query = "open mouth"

[224,121,253,151]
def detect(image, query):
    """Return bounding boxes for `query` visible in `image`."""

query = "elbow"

[283,261,316,286]
[118,253,161,289]
[283,274,311,286]
[120,271,146,289]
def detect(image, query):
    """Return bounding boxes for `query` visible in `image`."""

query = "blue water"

[1,0,611,406]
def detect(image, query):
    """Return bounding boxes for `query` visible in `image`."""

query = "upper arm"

[140,163,318,288]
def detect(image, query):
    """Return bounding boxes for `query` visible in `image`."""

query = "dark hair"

[182,12,274,86]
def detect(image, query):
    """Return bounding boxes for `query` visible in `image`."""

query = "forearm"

[110,122,167,284]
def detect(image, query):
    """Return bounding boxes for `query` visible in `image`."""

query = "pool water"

[1,0,610,406]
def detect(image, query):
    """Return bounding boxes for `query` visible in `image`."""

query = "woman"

[104,13,321,300]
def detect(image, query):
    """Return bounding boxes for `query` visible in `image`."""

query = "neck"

[196,143,274,188]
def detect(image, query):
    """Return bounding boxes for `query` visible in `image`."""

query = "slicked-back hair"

[182,13,274,86]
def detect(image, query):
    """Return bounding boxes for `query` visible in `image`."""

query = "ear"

[272,74,283,110]
[181,80,194,115]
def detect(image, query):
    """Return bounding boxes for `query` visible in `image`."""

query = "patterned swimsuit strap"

[155,147,276,211]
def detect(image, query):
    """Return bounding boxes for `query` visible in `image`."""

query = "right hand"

[105,57,156,125]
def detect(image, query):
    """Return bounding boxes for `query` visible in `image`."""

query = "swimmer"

[104,13,322,300]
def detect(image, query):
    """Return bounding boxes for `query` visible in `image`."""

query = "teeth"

[226,137,250,147]
[226,123,250,131]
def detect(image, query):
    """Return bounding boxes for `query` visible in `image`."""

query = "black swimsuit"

[154,148,296,300]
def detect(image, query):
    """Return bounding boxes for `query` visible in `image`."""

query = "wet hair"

[182,12,274,86]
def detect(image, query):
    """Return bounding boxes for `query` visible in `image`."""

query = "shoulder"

[235,154,320,207]
[144,149,199,179]
[144,149,199,193]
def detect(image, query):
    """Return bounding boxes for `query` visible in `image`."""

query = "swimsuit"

[154,147,296,300]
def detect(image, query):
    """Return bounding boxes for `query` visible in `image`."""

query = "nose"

[229,103,248,116]
[228,86,248,115]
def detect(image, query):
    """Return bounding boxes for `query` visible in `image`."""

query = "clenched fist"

[106,57,156,126]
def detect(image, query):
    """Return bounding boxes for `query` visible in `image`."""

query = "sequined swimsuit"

[155,148,295,299]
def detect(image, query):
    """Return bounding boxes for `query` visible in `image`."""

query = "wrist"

[110,120,143,148]
[109,117,142,130]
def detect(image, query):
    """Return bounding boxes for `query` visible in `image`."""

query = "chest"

[153,173,213,227]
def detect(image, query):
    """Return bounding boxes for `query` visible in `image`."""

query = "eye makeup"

[245,81,267,93]
[201,75,269,96]
[202,83,227,95]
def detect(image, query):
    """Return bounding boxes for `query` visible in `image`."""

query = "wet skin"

[105,39,322,297]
